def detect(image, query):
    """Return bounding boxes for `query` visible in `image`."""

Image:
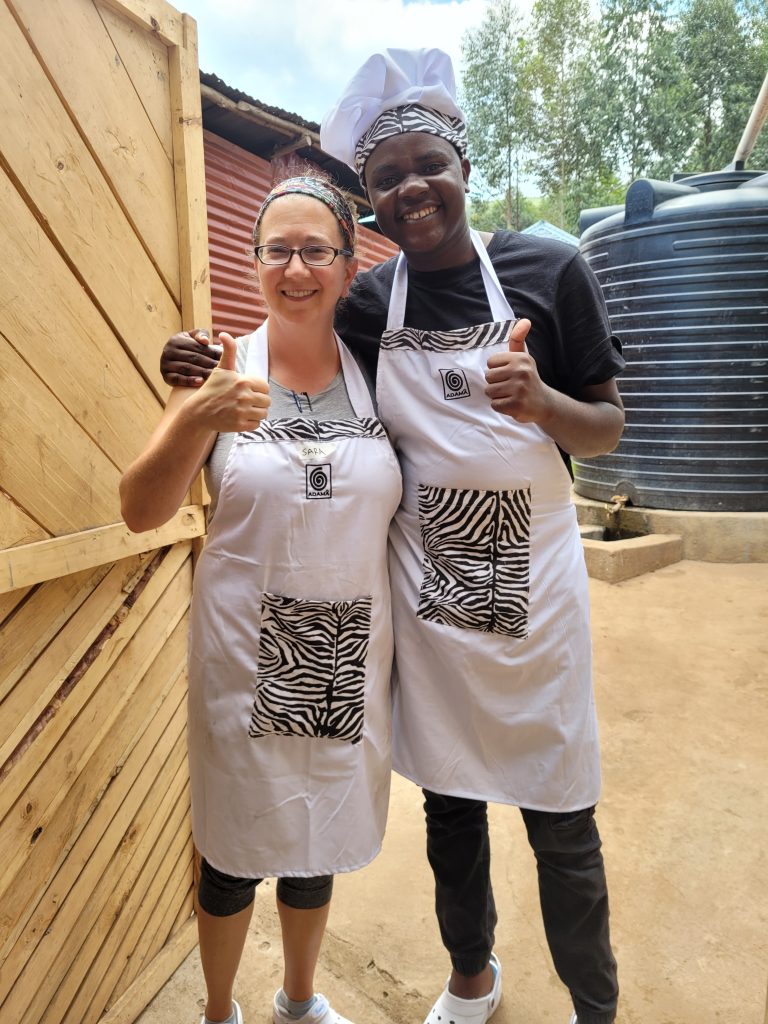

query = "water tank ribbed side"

[574,180,768,511]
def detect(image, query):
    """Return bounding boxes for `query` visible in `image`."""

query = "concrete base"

[574,492,768,563]
[580,527,683,583]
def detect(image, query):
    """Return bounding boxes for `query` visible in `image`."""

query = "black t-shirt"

[335,230,625,394]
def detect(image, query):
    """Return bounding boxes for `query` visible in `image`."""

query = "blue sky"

[178,0,505,124]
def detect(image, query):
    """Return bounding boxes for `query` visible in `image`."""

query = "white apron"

[188,323,402,877]
[377,230,600,811]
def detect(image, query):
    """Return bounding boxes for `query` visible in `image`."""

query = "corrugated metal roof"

[200,71,319,134]
[199,71,366,206]
[520,219,579,246]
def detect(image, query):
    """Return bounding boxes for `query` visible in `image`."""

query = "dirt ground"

[137,560,768,1024]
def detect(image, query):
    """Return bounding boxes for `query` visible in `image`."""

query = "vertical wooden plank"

[168,13,211,331]
[84,776,191,1023]
[171,884,195,934]
[114,807,194,982]
[168,13,211,513]
[56,767,191,1024]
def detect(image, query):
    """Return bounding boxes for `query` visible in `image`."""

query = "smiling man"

[321,48,623,1024]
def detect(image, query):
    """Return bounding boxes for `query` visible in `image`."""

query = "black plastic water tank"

[575,170,768,512]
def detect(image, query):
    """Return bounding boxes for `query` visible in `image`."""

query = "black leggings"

[198,858,334,917]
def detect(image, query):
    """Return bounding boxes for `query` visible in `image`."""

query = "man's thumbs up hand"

[485,318,552,424]
[507,317,530,353]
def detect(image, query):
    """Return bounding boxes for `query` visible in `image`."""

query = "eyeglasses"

[255,244,353,266]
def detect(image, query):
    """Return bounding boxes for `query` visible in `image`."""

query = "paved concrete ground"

[138,561,768,1024]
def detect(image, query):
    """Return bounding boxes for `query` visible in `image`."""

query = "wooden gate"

[0,1,210,1021]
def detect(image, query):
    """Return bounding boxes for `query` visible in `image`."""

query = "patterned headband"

[355,103,468,181]
[253,176,356,252]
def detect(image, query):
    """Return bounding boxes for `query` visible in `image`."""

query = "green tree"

[461,0,536,229]
[731,0,768,170]
[674,0,768,172]
[529,0,611,230]
[592,0,689,180]
[467,194,539,231]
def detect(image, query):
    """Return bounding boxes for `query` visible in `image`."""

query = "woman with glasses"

[120,177,402,1024]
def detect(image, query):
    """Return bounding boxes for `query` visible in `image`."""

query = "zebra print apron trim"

[249,593,372,745]
[380,320,517,352]
[355,103,467,179]
[417,485,531,637]
[240,417,387,443]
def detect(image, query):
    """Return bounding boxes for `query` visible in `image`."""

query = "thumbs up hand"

[484,318,552,424]
[506,317,529,353]
[191,332,270,432]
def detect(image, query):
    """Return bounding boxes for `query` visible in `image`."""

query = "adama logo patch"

[306,463,332,499]
[439,367,471,401]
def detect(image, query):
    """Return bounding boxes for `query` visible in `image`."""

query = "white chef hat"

[320,48,467,182]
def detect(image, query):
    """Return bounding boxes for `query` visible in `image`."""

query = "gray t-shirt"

[204,335,357,519]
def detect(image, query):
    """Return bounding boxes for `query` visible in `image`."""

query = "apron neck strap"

[246,320,375,418]
[385,229,516,331]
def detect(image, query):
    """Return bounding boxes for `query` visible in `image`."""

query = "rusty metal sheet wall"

[204,130,270,337]
[204,130,398,339]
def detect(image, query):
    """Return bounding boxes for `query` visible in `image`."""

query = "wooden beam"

[0,506,205,594]
[200,83,320,143]
[95,0,185,47]
[271,134,314,159]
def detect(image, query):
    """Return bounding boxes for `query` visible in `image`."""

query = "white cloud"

[180,0,508,122]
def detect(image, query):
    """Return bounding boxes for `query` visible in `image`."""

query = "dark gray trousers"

[423,790,618,1024]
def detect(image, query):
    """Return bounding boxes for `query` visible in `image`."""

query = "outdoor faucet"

[607,494,630,515]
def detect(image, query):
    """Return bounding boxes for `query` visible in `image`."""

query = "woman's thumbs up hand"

[191,332,271,432]
[484,318,553,424]
[216,330,239,371]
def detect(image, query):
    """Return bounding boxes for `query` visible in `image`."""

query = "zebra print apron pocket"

[416,484,531,637]
[249,593,372,744]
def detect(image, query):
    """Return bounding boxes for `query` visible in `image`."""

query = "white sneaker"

[272,992,354,1024]
[200,1000,243,1024]
[423,954,502,1024]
